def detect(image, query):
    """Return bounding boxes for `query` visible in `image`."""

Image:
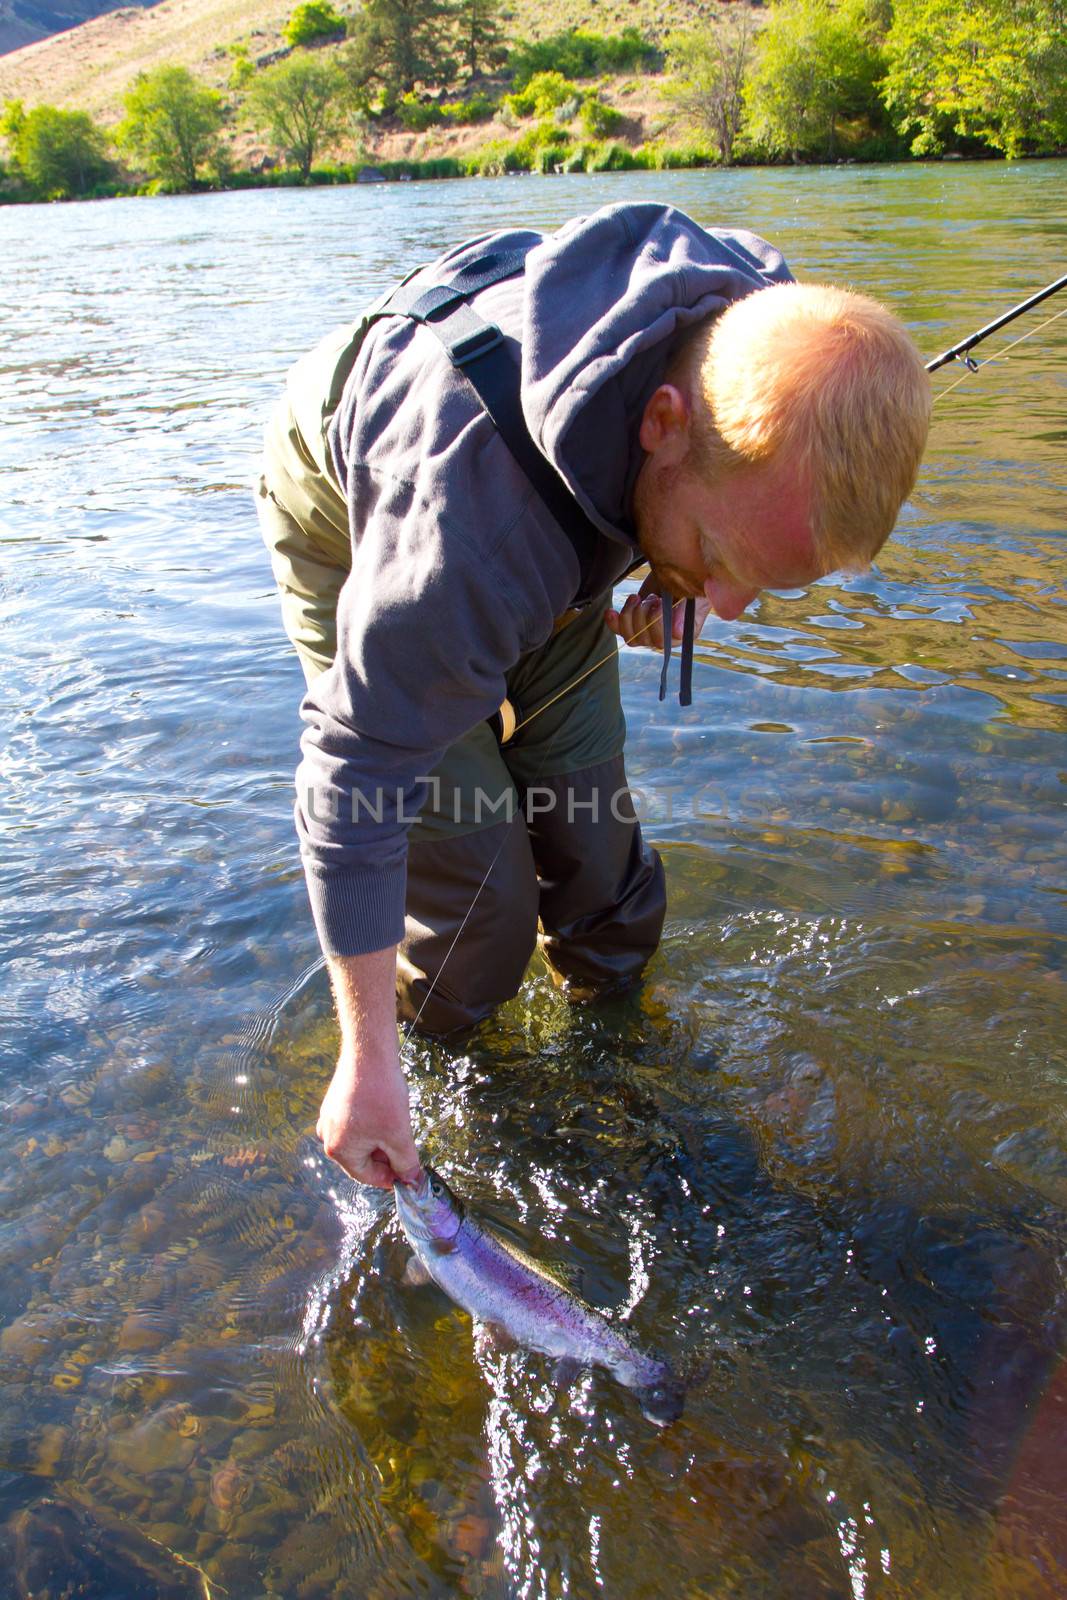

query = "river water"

[0,164,1064,1598]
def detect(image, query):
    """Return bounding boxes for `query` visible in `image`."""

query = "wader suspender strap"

[382,242,600,600]
[381,240,695,705]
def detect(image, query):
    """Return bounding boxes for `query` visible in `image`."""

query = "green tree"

[451,0,506,75]
[20,107,112,197]
[883,0,1067,156]
[247,54,347,178]
[744,0,885,160]
[1,101,113,197]
[117,66,223,190]
[342,0,454,103]
[285,1,347,48]
[1,98,25,143]
[664,10,757,166]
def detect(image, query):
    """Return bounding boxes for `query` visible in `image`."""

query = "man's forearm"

[317,945,421,1188]
[327,946,400,1060]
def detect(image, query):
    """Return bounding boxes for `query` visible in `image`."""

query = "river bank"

[4,137,1063,208]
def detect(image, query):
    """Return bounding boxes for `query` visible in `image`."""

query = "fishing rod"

[926,272,1067,373]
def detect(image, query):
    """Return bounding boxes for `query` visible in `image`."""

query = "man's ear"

[638,384,691,461]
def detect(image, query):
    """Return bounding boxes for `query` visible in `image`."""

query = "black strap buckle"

[450,323,504,367]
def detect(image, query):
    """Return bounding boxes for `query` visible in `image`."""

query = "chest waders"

[261,243,671,1031]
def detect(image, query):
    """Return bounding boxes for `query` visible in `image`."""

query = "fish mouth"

[393,1168,431,1231]
[394,1167,429,1199]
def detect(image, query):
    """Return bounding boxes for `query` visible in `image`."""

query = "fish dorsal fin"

[482,1221,585,1298]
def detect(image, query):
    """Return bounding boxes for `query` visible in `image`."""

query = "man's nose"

[704,576,760,621]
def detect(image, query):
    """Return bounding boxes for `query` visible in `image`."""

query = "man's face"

[633,384,825,620]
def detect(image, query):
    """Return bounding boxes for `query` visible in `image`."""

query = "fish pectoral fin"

[402,1254,432,1288]
[472,1320,518,1359]
[428,1237,457,1256]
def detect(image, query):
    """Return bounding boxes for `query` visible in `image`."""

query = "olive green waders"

[257,326,666,1032]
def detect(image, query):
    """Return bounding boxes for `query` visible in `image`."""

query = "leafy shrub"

[511,118,572,166]
[397,91,498,129]
[284,1,346,48]
[397,94,446,130]
[463,119,571,174]
[507,27,656,89]
[531,141,569,173]
[578,95,623,137]
[581,139,639,171]
[504,71,577,119]
[227,45,255,89]
[454,93,496,124]
[463,138,520,175]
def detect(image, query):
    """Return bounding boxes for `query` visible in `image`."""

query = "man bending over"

[256,202,931,1189]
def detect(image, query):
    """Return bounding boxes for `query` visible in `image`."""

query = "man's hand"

[605,576,711,652]
[317,1045,420,1189]
[320,946,421,1190]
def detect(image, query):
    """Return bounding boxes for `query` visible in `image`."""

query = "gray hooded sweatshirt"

[296,202,792,958]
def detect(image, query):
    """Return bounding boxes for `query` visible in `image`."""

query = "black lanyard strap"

[658,594,696,706]
[679,596,695,707]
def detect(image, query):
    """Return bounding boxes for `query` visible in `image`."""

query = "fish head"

[394,1166,464,1251]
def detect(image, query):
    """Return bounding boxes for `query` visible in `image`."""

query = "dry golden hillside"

[0,0,720,125]
[0,0,289,122]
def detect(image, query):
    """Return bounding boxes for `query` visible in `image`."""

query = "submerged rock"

[4,1493,210,1598]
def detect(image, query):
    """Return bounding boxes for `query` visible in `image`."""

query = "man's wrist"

[337,1037,402,1080]
[327,945,400,1069]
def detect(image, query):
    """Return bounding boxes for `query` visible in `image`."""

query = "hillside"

[0,0,718,126]
[0,0,290,120]
[0,0,158,59]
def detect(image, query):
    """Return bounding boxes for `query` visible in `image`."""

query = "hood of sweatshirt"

[519,203,794,544]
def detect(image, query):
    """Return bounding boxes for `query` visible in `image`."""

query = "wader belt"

[378,241,696,707]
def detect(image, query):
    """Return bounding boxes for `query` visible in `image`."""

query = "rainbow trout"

[394,1168,683,1426]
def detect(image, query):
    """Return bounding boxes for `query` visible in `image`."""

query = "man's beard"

[633,463,706,600]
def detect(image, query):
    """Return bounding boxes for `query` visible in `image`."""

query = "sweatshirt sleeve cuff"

[302,855,407,958]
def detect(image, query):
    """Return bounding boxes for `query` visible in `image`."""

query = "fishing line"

[925,271,1067,373]
[401,608,665,1042]
[932,303,1067,404]
[510,611,662,737]
[505,280,1067,760]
